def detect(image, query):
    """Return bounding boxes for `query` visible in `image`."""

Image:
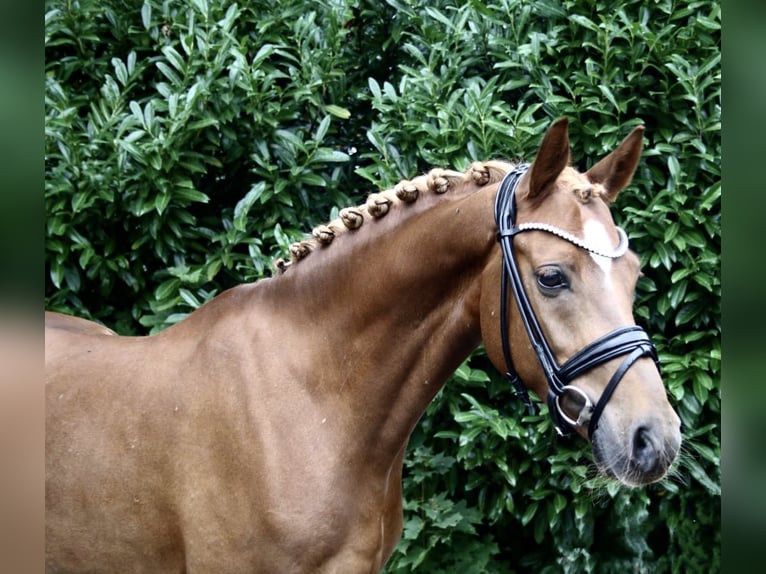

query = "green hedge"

[45,0,720,571]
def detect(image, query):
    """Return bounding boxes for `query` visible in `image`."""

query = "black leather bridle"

[494,164,659,438]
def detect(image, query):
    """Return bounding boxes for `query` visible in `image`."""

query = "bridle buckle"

[555,385,594,429]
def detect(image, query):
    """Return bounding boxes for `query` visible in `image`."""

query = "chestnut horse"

[45,119,681,572]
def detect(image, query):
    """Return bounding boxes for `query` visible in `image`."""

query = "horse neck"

[260,184,499,458]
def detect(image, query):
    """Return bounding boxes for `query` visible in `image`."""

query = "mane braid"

[273,160,516,274]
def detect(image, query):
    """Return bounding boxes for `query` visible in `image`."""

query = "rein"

[494,164,659,438]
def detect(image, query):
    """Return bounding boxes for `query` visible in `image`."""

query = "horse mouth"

[591,424,680,487]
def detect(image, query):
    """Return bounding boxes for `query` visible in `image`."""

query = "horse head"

[482,118,681,486]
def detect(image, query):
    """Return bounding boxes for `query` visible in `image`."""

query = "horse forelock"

[274,160,516,274]
[556,168,609,205]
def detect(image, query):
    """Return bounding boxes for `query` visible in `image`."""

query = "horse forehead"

[582,219,616,275]
[564,167,602,195]
[558,167,587,185]
[556,167,595,193]
[553,170,622,276]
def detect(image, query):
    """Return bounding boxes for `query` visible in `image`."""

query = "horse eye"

[537,269,568,291]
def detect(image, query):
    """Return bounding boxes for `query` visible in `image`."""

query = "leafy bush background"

[45,0,720,571]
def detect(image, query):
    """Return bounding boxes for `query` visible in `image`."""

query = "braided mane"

[274,160,515,274]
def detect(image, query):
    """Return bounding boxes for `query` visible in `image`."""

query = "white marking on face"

[582,219,615,276]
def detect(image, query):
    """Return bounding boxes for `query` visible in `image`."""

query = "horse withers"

[45,118,681,572]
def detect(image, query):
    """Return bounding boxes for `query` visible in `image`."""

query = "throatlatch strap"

[500,268,536,413]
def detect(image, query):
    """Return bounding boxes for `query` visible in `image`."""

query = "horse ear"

[524,117,571,200]
[586,125,645,202]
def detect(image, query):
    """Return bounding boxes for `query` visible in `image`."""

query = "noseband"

[495,164,659,438]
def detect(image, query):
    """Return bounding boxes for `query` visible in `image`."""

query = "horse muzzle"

[591,404,682,486]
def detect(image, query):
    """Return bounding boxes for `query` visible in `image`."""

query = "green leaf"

[275,129,305,151]
[178,288,201,308]
[520,502,539,526]
[311,149,349,163]
[154,192,171,214]
[141,2,152,29]
[598,84,620,112]
[324,105,350,119]
[553,493,567,514]
[189,0,209,17]
[188,117,219,130]
[161,46,186,74]
[383,81,398,102]
[368,77,382,99]
[129,101,144,125]
[670,267,693,282]
[174,188,210,204]
[154,278,180,301]
[667,154,682,180]
[685,457,721,495]
[315,115,332,142]
[675,303,699,326]
[111,57,128,86]
[300,173,327,187]
[234,183,266,231]
[570,14,598,32]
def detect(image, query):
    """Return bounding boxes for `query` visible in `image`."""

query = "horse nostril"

[632,426,659,474]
